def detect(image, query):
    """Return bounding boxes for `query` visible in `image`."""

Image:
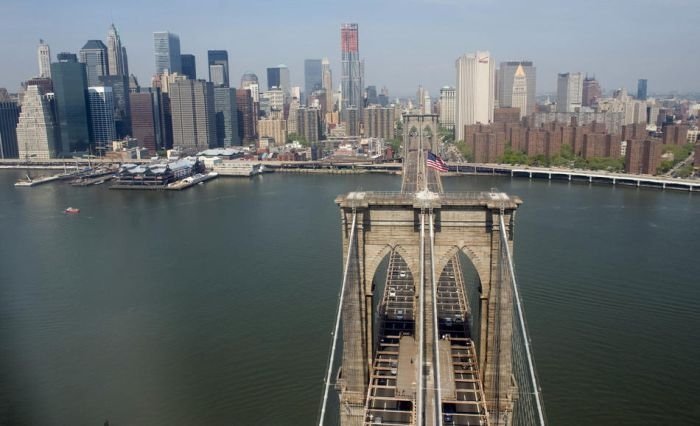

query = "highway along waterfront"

[0,170,698,425]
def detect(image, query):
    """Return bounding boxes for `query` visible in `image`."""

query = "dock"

[14,174,63,187]
[110,172,219,191]
[70,176,114,186]
[166,172,218,190]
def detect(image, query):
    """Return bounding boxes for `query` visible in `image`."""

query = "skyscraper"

[266,65,290,95]
[153,31,181,74]
[87,86,116,152]
[498,61,536,118]
[208,50,229,88]
[129,89,162,153]
[180,54,196,80]
[266,87,285,114]
[16,85,58,159]
[341,23,362,117]
[257,118,287,146]
[582,76,602,107]
[99,75,131,138]
[107,24,128,76]
[209,65,226,88]
[37,39,51,78]
[345,106,360,136]
[439,86,456,131]
[79,40,109,86]
[321,57,333,112]
[57,52,77,62]
[363,106,395,140]
[236,89,256,144]
[637,79,648,101]
[0,100,20,158]
[304,59,323,102]
[455,51,495,141]
[287,98,300,134]
[213,87,240,147]
[417,85,426,111]
[121,47,129,76]
[366,85,378,106]
[556,72,583,113]
[169,79,216,151]
[22,77,53,98]
[240,72,259,91]
[297,107,321,143]
[51,58,91,154]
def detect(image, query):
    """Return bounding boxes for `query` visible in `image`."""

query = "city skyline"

[1,0,698,97]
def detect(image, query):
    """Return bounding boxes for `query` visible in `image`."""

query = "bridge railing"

[498,213,547,426]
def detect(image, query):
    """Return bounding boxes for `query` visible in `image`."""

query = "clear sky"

[1,0,698,98]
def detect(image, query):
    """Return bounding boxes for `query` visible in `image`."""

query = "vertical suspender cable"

[499,213,546,426]
[319,212,357,426]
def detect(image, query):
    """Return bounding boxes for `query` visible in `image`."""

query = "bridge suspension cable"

[429,212,444,426]
[498,212,547,425]
[417,211,425,426]
[318,211,357,426]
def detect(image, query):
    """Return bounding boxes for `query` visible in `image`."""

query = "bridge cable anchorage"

[498,213,547,425]
[318,211,357,426]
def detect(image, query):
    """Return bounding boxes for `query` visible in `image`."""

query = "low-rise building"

[113,158,201,186]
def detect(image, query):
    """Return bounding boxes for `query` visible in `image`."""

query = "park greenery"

[453,141,627,172]
[657,143,694,174]
[287,133,309,147]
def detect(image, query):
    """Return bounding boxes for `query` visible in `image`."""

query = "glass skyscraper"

[637,79,648,101]
[214,87,240,147]
[341,23,362,115]
[153,31,181,74]
[304,59,322,102]
[79,40,108,86]
[266,65,290,95]
[87,86,116,152]
[51,58,91,154]
[340,23,364,135]
[208,50,229,88]
[0,100,20,158]
[180,54,196,80]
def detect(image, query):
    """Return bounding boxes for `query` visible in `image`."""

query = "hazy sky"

[1,0,698,97]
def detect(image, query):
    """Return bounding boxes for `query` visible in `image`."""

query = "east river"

[0,170,698,425]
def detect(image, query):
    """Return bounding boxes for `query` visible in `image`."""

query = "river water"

[0,170,698,425]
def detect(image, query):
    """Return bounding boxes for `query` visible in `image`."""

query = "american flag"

[426,151,448,172]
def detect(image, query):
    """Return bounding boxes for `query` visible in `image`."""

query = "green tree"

[388,138,402,155]
[663,143,694,161]
[499,147,528,165]
[560,144,574,160]
[586,157,624,172]
[439,126,455,144]
[287,133,309,147]
[657,160,674,174]
[676,165,694,178]
[455,140,474,162]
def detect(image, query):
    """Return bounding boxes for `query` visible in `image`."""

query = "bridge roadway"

[449,162,700,191]
[362,120,489,426]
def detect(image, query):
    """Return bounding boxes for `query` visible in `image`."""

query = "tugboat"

[64,207,80,214]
